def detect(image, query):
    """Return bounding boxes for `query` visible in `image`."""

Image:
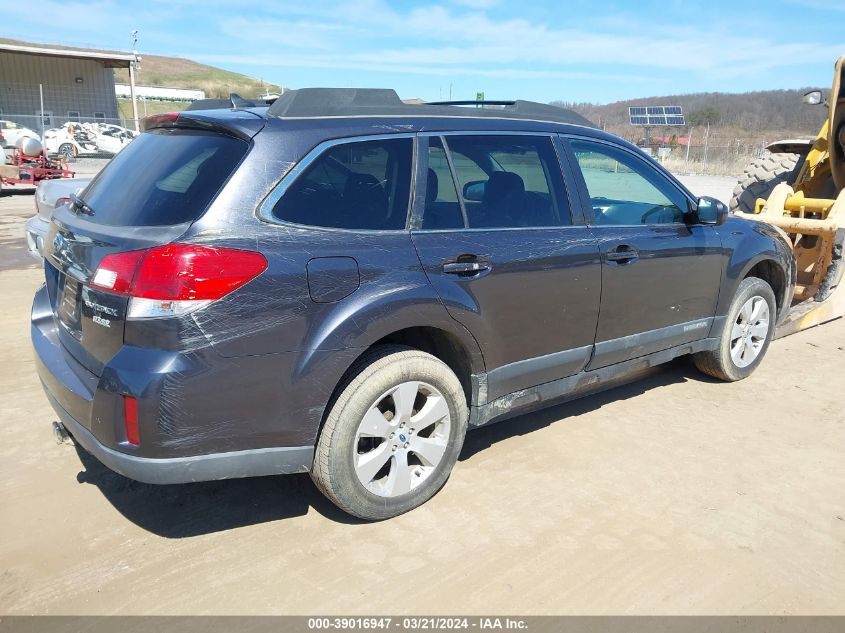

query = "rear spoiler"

[141,107,267,141]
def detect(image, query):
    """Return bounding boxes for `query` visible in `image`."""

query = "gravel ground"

[64,157,107,178]
[676,174,737,205]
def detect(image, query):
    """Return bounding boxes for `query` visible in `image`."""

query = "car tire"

[729,153,801,214]
[693,276,777,382]
[311,345,468,520]
[58,143,76,163]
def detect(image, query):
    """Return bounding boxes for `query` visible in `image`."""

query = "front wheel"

[311,345,468,520]
[693,276,776,381]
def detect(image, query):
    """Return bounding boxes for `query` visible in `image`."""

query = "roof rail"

[428,100,517,106]
[425,99,594,125]
[267,88,595,128]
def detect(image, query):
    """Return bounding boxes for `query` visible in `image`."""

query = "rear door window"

[81,129,248,226]
[272,137,413,230]
[440,135,570,229]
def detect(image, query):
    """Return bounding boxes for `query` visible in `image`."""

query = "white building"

[0,42,137,131]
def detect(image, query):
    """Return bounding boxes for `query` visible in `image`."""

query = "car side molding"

[469,336,720,428]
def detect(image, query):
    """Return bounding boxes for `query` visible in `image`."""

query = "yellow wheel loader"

[732,55,845,338]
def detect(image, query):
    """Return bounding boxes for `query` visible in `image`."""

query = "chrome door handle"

[442,261,489,274]
[606,245,639,263]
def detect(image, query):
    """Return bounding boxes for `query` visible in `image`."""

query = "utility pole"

[129,30,140,132]
[685,126,693,172]
[39,83,45,145]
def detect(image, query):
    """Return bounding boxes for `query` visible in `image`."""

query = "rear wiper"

[69,193,96,216]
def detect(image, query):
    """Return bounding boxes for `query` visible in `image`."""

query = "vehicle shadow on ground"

[73,448,366,537]
[459,357,712,460]
[73,357,713,537]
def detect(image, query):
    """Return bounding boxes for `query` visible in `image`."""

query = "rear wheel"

[311,345,468,520]
[693,277,776,381]
[730,153,801,213]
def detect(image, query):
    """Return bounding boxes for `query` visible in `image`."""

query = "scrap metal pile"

[44,121,139,159]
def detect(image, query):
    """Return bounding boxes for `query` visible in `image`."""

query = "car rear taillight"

[123,395,140,446]
[91,243,267,319]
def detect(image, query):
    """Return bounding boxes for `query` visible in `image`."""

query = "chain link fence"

[652,143,767,177]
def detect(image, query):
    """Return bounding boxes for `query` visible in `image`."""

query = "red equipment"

[0,146,75,191]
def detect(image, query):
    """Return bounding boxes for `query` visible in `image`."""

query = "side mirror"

[691,196,728,225]
[462,180,486,202]
[803,90,824,106]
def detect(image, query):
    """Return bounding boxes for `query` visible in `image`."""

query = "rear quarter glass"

[80,129,248,227]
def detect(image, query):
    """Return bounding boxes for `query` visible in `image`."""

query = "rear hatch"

[44,124,252,376]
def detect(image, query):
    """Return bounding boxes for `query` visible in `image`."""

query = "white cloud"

[194,51,653,82]
[200,2,845,80]
[4,0,844,93]
[449,0,499,9]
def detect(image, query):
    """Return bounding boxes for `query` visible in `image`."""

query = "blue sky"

[4,0,845,103]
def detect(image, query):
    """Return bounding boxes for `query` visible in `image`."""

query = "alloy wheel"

[353,380,451,497]
[730,296,770,368]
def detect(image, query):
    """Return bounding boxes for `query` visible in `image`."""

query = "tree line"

[552,88,828,134]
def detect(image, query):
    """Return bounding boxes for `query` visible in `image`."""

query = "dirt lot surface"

[676,174,736,204]
[1,177,844,615]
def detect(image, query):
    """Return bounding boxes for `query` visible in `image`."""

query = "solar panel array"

[629,105,685,126]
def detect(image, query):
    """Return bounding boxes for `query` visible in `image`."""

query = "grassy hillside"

[112,54,281,99]
[0,38,282,99]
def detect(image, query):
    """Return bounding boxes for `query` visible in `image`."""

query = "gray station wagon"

[32,89,795,519]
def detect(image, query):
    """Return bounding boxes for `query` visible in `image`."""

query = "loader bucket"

[735,182,845,338]
[774,282,845,338]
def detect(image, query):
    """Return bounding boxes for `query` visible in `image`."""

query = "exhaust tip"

[52,421,72,445]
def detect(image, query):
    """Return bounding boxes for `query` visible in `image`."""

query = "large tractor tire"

[730,153,802,214]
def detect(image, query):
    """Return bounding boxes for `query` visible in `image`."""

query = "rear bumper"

[32,284,315,484]
[48,391,313,484]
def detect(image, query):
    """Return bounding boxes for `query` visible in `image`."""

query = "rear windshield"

[81,129,248,226]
